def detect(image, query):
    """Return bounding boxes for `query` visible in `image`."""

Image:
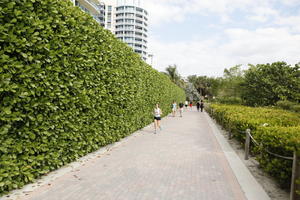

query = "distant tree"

[241,62,300,106]
[164,65,183,87]
[187,75,210,97]
[220,65,244,98]
[223,65,243,78]
[185,82,201,101]
[186,65,244,100]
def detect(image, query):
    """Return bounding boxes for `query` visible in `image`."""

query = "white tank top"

[154,108,161,117]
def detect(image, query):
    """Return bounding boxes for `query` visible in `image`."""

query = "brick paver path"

[22,109,247,200]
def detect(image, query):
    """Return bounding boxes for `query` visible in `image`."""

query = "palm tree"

[165,65,181,85]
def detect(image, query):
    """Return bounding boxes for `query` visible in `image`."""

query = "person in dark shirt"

[179,102,184,117]
[200,100,204,112]
[196,101,200,112]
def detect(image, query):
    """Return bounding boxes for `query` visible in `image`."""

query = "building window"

[116,6,125,11]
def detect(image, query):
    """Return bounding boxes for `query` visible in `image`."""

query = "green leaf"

[3,107,11,115]
[20,52,28,58]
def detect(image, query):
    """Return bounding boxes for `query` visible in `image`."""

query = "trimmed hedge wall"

[207,104,300,187]
[0,0,185,194]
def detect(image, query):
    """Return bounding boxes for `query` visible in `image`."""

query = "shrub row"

[276,100,300,113]
[211,97,243,105]
[0,0,185,194]
[206,104,300,187]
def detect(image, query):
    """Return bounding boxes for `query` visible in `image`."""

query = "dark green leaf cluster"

[207,104,300,187]
[187,65,245,100]
[0,0,185,194]
[241,62,300,106]
[276,100,300,113]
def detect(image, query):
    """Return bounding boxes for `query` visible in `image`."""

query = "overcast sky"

[143,0,300,77]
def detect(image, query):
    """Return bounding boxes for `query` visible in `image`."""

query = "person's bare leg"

[157,120,161,130]
[154,119,157,133]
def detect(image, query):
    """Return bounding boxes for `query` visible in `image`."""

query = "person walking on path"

[172,101,177,117]
[189,101,193,110]
[200,100,204,112]
[179,102,184,117]
[196,101,200,112]
[153,104,162,134]
[184,100,188,110]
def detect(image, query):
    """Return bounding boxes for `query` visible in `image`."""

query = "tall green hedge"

[0,0,185,194]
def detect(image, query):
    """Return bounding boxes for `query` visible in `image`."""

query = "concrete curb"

[204,112,271,200]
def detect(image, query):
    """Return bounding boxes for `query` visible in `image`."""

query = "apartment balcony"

[116,21,135,25]
[135,24,143,29]
[116,9,136,14]
[116,27,135,31]
[135,29,144,34]
[134,46,143,51]
[117,33,135,37]
[135,15,144,20]
[76,0,101,15]
[116,15,135,20]
[134,36,143,40]
[135,8,144,14]
[123,39,135,43]
[135,32,143,37]
[135,20,143,24]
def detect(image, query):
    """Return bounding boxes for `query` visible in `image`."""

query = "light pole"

[148,54,154,66]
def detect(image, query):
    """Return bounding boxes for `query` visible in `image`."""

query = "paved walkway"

[9,109,270,200]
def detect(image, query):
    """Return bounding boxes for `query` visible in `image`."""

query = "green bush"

[292,105,300,113]
[214,97,243,105]
[206,104,300,187]
[255,126,300,186]
[0,0,185,194]
[241,62,300,106]
[276,100,300,113]
[276,100,297,110]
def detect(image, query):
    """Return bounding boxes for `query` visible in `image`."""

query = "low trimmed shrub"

[214,97,243,105]
[206,104,300,187]
[292,105,300,113]
[255,126,300,186]
[276,100,298,110]
[0,0,185,194]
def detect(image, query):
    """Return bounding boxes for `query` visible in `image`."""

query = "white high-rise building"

[75,0,105,26]
[73,0,148,61]
[114,0,148,61]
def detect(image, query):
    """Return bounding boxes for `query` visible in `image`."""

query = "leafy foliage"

[241,62,300,106]
[0,0,185,194]
[187,65,244,101]
[276,100,300,113]
[187,75,212,98]
[185,82,200,101]
[212,97,242,105]
[207,104,300,187]
[163,65,185,88]
[189,62,300,108]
